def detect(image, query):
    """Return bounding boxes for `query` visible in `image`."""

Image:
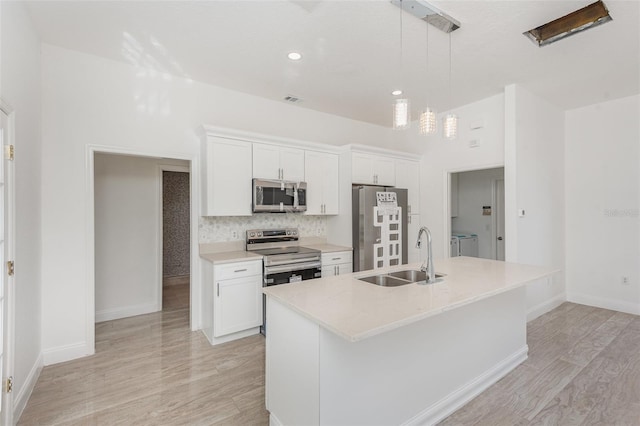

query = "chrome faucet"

[415,226,435,284]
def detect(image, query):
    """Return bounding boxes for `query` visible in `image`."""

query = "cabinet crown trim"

[201,125,343,153]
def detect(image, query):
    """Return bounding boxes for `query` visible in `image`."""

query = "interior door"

[0,105,14,424]
[495,179,505,261]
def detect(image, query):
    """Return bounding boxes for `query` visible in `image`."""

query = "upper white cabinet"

[253,143,305,182]
[352,152,395,186]
[305,151,340,215]
[202,136,253,216]
[395,159,420,215]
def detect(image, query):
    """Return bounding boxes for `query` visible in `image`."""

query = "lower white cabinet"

[208,259,263,340]
[321,251,353,277]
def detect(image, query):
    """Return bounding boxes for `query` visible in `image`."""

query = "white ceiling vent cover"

[283,95,303,103]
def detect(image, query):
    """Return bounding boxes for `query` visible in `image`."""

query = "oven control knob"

[286,230,291,235]
[249,232,255,237]
[293,230,297,235]
[257,232,262,237]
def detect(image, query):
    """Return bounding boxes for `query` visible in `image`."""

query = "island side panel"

[266,297,320,426]
[318,287,527,425]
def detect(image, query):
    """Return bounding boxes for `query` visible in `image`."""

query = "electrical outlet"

[622,276,630,285]
[231,231,238,240]
[316,228,322,236]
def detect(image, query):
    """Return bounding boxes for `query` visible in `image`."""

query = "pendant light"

[443,32,458,140]
[393,0,410,130]
[419,23,437,135]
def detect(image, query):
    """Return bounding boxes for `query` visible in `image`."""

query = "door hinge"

[6,377,13,393]
[7,261,14,276]
[4,145,14,161]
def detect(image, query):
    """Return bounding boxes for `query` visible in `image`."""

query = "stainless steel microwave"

[252,178,307,213]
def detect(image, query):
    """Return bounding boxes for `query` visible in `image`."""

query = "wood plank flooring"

[19,302,640,425]
[440,302,640,426]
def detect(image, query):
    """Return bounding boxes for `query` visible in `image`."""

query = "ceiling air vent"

[283,95,302,103]
[524,0,612,47]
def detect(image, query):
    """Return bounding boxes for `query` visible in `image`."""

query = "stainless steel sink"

[358,275,413,287]
[388,269,445,282]
[358,269,445,287]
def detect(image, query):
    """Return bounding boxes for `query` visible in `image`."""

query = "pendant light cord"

[448,32,452,108]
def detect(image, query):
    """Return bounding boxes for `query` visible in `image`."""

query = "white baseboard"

[43,341,93,366]
[269,413,284,426]
[567,292,640,315]
[207,327,261,346]
[95,302,161,323]
[13,352,43,423]
[527,293,567,322]
[403,345,529,426]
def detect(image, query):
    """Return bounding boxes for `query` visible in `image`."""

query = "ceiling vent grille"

[283,95,302,103]
[524,0,612,47]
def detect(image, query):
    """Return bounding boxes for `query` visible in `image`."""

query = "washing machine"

[452,232,479,257]
[450,236,460,257]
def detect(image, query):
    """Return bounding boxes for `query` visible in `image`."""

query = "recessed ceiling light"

[287,52,302,61]
[391,90,403,96]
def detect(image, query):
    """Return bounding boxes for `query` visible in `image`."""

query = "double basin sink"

[358,269,445,287]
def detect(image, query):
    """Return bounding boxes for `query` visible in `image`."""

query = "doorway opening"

[449,167,505,260]
[94,154,191,324]
[161,169,191,312]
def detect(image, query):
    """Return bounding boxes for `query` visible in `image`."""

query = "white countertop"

[302,243,352,253]
[263,256,556,342]
[200,251,263,265]
[200,242,351,264]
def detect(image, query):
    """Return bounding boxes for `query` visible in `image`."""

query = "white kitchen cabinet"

[352,152,395,186]
[305,151,340,215]
[253,143,305,181]
[395,159,420,215]
[212,259,263,338]
[202,136,253,216]
[407,214,421,264]
[321,251,353,277]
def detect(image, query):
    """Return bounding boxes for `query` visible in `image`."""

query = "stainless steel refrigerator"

[352,185,408,272]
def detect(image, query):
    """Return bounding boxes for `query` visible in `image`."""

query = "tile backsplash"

[199,214,328,243]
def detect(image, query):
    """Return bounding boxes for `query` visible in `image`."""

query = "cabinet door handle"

[332,257,340,261]
[335,265,338,275]
[217,283,220,297]
[234,268,247,273]
[408,215,412,224]
[408,205,411,214]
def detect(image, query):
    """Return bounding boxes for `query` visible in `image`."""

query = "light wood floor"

[19,302,640,425]
[162,275,190,312]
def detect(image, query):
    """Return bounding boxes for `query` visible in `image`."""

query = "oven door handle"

[265,257,321,267]
[264,261,322,275]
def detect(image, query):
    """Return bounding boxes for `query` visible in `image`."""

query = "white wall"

[565,94,640,315]
[504,85,566,320]
[94,154,189,322]
[452,167,504,259]
[40,44,399,364]
[419,93,506,259]
[0,1,43,419]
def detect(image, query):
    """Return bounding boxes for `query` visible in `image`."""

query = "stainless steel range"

[246,228,321,335]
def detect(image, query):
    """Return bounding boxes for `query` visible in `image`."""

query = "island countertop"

[263,256,555,342]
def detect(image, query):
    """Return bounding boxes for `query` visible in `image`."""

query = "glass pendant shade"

[443,113,458,140]
[419,107,437,135]
[393,99,410,130]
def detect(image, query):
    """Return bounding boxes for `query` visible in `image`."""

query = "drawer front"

[214,260,262,280]
[321,251,353,266]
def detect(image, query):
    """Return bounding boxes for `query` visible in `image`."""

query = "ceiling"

[24,0,640,128]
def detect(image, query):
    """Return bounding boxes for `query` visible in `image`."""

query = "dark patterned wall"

[163,171,190,277]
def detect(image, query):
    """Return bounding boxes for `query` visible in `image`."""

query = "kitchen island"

[263,256,555,426]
